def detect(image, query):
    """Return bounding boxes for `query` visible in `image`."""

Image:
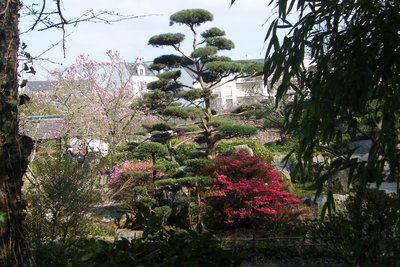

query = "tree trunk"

[389,113,400,192]
[167,140,176,162]
[203,88,216,160]
[0,1,35,266]
[206,137,216,160]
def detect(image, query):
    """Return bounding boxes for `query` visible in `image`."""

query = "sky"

[19,0,275,79]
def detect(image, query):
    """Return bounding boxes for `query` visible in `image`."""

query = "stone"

[114,229,143,241]
[346,139,372,162]
[279,170,295,193]
[312,154,326,164]
[325,169,350,194]
[348,139,373,156]
[232,144,254,156]
[272,155,285,165]
[302,194,349,215]
[368,182,398,195]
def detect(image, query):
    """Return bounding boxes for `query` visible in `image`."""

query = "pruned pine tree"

[155,157,213,227]
[142,9,262,159]
[136,140,169,181]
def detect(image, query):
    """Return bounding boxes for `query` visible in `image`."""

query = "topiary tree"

[152,157,214,228]
[141,8,263,159]
[140,120,184,163]
[136,141,168,181]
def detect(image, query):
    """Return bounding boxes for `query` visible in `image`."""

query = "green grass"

[264,139,297,155]
[292,182,317,199]
[88,226,112,237]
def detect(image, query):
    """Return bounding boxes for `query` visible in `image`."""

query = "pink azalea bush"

[105,160,164,200]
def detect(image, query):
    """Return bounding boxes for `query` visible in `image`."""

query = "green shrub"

[66,225,243,267]
[264,139,297,155]
[216,140,272,162]
[172,140,199,164]
[307,189,400,266]
[88,227,111,237]
[26,156,100,265]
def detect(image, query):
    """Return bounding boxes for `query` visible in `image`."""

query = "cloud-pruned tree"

[141,8,263,159]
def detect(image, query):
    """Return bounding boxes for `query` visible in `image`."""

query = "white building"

[212,75,276,111]
[210,57,315,111]
[122,61,158,96]
[179,59,276,112]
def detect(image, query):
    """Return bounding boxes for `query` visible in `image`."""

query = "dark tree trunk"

[0,1,35,266]
[205,136,216,160]
[203,88,216,160]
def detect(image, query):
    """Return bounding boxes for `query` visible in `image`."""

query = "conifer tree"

[142,9,263,159]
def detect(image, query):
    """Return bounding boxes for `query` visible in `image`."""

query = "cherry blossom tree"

[25,51,147,155]
[1,1,144,264]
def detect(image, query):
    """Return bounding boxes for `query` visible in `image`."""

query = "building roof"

[20,115,65,140]
[24,80,54,92]
[125,61,156,77]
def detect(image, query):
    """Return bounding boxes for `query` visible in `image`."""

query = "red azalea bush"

[206,151,303,226]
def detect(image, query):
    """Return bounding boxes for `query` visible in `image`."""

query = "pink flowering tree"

[22,51,148,159]
[51,51,146,150]
[206,151,304,228]
[106,160,163,200]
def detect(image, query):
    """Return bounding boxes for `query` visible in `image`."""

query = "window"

[225,86,233,97]
[226,99,234,110]
[137,66,145,76]
[139,81,147,93]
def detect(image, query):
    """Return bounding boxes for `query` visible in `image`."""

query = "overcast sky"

[20,0,274,79]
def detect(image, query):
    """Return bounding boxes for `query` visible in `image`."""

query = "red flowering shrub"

[206,151,303,226]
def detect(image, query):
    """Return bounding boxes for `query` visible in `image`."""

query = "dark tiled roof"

[182,66,198,81]
[25,81,55,92]
[20,116,65,140]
